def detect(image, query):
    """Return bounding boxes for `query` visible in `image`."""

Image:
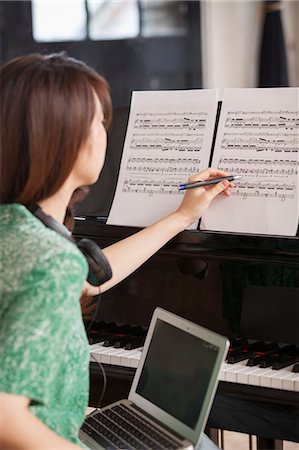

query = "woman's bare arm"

[100,168,232,293]
[0,392,81,450]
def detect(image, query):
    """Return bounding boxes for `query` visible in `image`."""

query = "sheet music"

[107,90,218,227]
[201,88,299,236]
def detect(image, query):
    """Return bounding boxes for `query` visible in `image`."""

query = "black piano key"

[128,325,147,336]
[125,336,145,350]
[258,344,297,368]
[113,335,132,348]
[229,338,249,351]
[103,324,133,347]
[103,324,147,348]
[103,336,123,347]
[89,331,117,345]
[89,321,117,333]
[272,353,299,370]
[227,340,265,364]
[246,342,279,366]
[88,322,119,344]
[292,363,299,373]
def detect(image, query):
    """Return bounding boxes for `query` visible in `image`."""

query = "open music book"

[107,88,299,236]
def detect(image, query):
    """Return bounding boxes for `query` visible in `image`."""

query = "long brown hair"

[0,53,112,204]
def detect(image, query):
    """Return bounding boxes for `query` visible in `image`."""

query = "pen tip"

[234,175,242,180]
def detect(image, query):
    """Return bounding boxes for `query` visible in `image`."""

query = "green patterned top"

[0,204,90,448]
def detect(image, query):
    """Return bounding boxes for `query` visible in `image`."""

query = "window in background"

[88,0,139,40]
[140,0,188,37]
[32,0,188,42]
[32,0,87,42]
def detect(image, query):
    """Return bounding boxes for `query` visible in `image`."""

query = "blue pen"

[178,175,242,191]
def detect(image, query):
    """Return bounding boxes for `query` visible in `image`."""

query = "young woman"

[0,53,232,449]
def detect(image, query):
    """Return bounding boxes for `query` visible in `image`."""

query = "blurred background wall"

[201,0,299,95]
[1,0,298,107]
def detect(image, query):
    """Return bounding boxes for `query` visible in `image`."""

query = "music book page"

[200,88,299,236]
[107,89,218,227]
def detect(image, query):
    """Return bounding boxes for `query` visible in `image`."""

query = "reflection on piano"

[73,107,299,448]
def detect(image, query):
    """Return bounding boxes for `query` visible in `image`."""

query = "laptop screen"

[136,318,220,429]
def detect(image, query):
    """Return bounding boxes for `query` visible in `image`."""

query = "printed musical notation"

[126,157,200,177]
[108,89,218,227]
[232,181,295,201]
[120,105,215,197]
[134,112,208,131]
[218,157,298,177]
[200,87,299,236]
[218,157,297,201]
[225,110,299,130]
[220,133,298,153]
[130,134,203,152]
[215,103,298,203]
[108,87,299,234]
[122,177,182,196]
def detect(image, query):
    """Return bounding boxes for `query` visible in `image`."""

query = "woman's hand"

[80,281,100,321]
[174,168,233,228]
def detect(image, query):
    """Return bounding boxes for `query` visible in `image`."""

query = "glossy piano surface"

[74,218,299,337]
[75,218,299,443]
[74,218,299,265]
[74,106,299,443]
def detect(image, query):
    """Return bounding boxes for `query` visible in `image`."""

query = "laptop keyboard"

[81,403,183,449]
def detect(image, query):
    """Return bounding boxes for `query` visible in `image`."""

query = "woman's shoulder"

[0,204,88,282]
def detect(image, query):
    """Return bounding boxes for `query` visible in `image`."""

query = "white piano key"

[248,368,272,386]
[130,353,142,368]
[91,347,116,364]
[292,373,299,392]
[282,372,299,391]
[89,342,104,352]
[259,369,275,388]
[218,365,226,381]
[88,343,299,392]
[120,348,142,367]
[91,344,110,355]
[271,369,296,390]
[110,349,132,366]
[236,366,263,385]
[223,363,246,383]
[101,348,127,364]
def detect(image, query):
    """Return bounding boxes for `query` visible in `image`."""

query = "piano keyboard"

[87,323,299,393]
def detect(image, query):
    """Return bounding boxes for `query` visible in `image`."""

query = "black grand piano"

[74,108,299,449]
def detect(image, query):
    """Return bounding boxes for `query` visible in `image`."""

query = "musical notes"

[224,110,298,130]
[218,157,298,178]
[122,177,183,196]
[126,157,200,177]
[220,133,298,153]
[108,89,218,227]
[130,134,203,152]
[134,112,208,131]
[232,180,295,201]
[215,98,298,203]
[201,87,299,236]
[108,87,299,234]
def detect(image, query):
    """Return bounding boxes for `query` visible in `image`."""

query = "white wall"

[283,0,299,86]
[200,0,299,95]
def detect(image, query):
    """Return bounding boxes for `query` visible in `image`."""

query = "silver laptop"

[80,307,229,450]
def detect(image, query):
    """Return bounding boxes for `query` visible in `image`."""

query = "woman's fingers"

[81,281,101,297]
[188,167,229,183]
